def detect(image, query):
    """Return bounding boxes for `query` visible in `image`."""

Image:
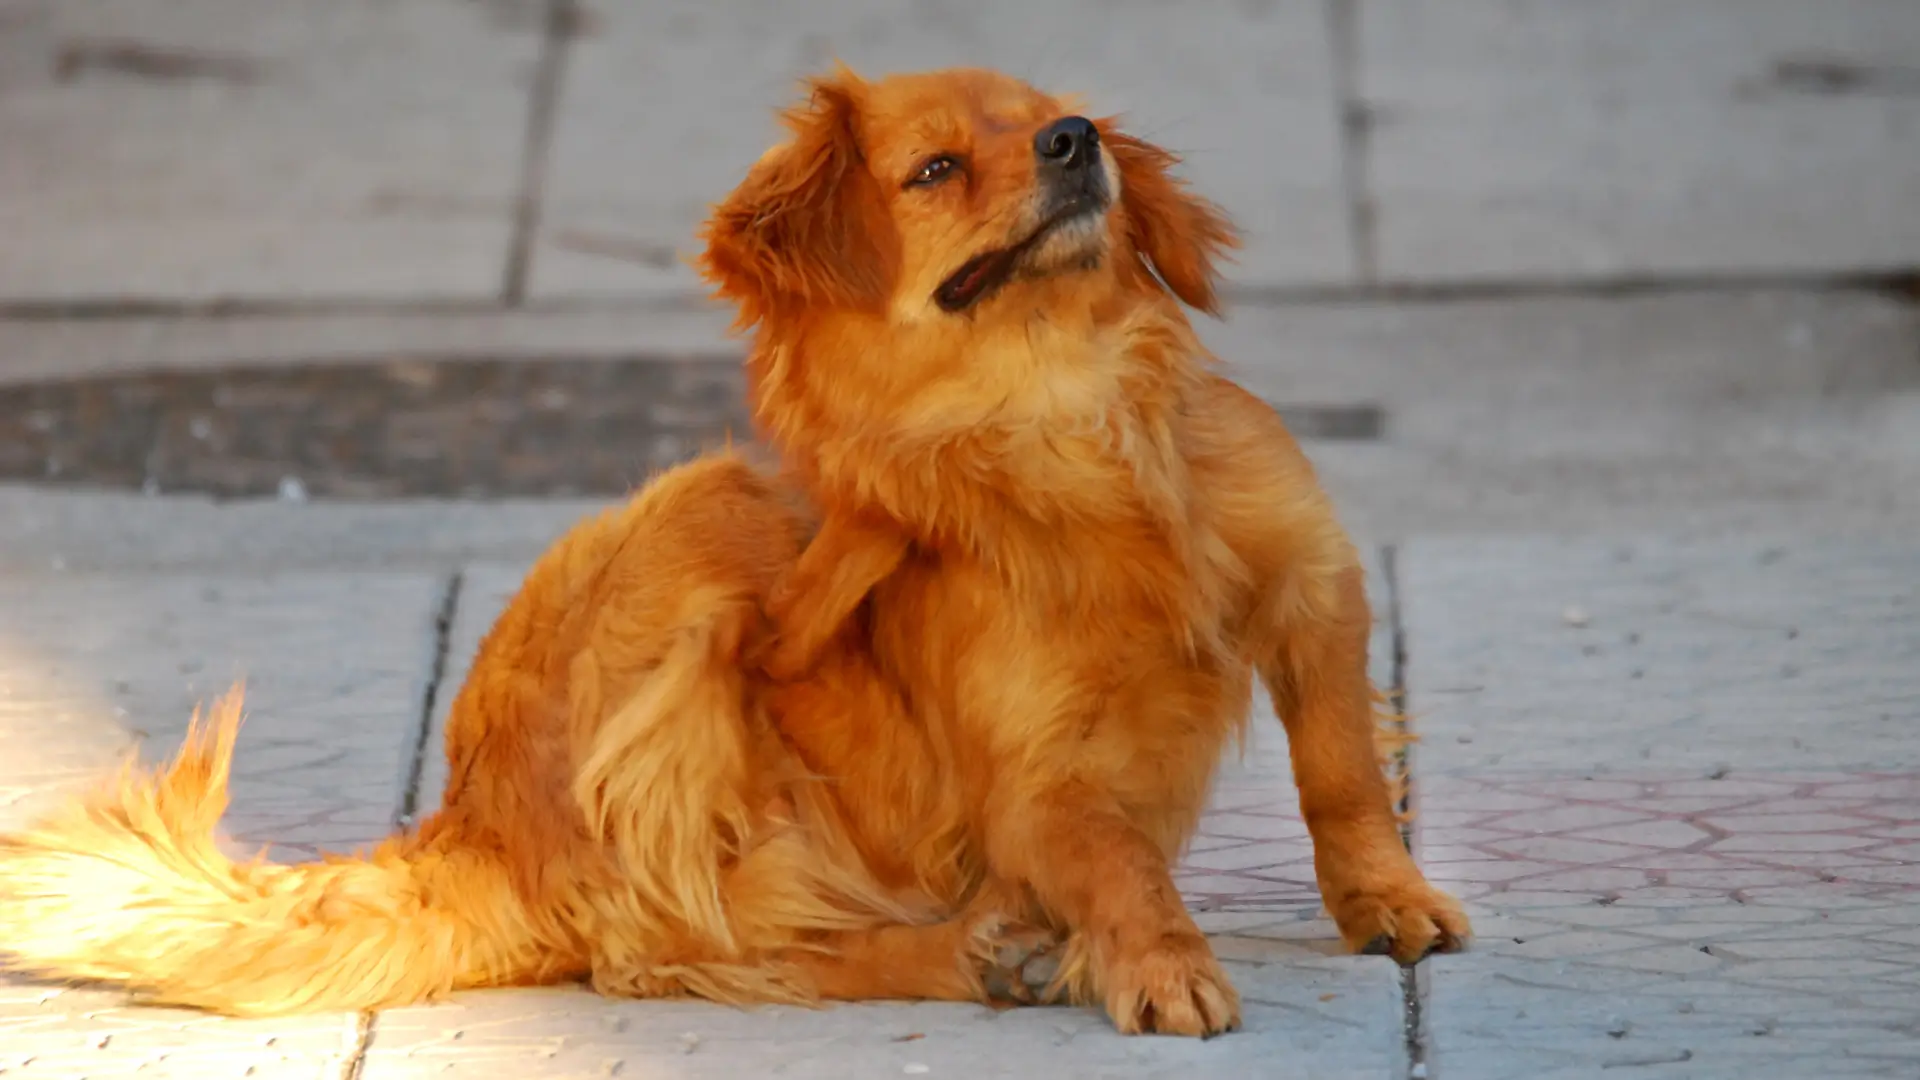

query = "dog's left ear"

[1098,123,1240,316]
[697,69,897,328]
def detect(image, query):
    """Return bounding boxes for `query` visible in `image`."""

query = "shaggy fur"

[0,66,1468,1036]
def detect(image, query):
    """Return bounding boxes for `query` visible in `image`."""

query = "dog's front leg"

[760,509,910,681]
[984,778,1240,1036]
[1261,563,1472,964]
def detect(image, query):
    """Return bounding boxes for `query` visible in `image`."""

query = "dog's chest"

[870,540,1248,840]
[877,501,1239,685]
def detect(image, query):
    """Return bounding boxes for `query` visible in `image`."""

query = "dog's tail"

[0,687,541,1017]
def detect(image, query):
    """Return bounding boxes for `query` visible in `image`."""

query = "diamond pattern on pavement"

[1421,771,1920,1079]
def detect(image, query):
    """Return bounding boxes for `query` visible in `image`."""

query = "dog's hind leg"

[777,913,1061,1004]
[567,604,761,953]
[585,894,1059,1007]
[550,454,810,954]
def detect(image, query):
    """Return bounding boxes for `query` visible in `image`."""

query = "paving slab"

[1413,772,1920,1080]
[0,488,604,574]
[0,570,449,1077]
[532,0,1352,301]
[1400,536,1920,1078]
[1360,0,1920,282]
[385,556,1404,1076]
[1215,289,1920,539]
[1210,290,1920,410]
[0,0,541,305]
[0,309,737,387]
[361,962,1395,1080]
[1399,536,1920,773]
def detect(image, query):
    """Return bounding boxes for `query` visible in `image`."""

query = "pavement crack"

[343,569,461,1080]
[1383,543,1431,1080]
[340,1010,375,1080]
[398,570,464,829]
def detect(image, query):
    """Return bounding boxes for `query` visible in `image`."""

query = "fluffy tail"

[0,688,534,1017]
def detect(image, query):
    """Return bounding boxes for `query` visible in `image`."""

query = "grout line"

[0,271,1913,322]
[1401,962,1433,1080]
[1383,544,1432,1079]
[1324,0,1377,284]
[339,569,462,1080]
[339,1012,375,1080]
[397,569,464,829]
[501,0,577,306]
[1383,543,1413,841]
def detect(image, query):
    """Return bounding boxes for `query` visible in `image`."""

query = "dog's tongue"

[935,250,1013,312]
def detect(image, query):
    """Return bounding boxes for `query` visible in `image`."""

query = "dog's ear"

[1098,123,1240,316]
[697,69,896,327]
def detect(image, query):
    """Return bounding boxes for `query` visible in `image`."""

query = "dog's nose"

[1034,116,1099,170]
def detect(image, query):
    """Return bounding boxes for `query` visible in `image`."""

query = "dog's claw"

[1332,877,1474,965]
[1103,932,1240,1037]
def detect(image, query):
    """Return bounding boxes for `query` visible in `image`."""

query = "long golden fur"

[0,66,1468,1036]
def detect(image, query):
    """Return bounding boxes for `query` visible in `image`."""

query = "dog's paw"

[966,912,1063,1006]
[1328,875,1472,965]
[1103,932,1240,1037]
[756,632,816,683]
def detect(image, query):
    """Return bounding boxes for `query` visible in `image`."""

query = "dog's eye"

[907,155,959,188]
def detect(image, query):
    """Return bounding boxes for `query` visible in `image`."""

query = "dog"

[0,66,1468,1037]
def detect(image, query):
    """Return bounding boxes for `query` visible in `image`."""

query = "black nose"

[1034,115,1099,170]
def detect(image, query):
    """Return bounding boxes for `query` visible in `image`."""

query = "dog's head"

[697,66,1237,330]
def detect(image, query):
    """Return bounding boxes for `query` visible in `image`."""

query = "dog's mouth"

[934,198,1106,314]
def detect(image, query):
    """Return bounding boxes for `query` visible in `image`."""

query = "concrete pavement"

[0,572,445,1077]
[1,0,1918,1076]
[1405,538,1920,1079]
[2,531,1914,1077]
[3,0,1918,305]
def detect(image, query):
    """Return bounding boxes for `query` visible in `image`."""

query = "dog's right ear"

[1098,123,1240,317]
[696,69,897,328]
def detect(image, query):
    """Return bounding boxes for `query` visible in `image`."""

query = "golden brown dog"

[0,66,1467,1037]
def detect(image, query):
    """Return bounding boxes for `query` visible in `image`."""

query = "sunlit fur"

[0,454,1058,1015]
[0,66,1467,1035]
